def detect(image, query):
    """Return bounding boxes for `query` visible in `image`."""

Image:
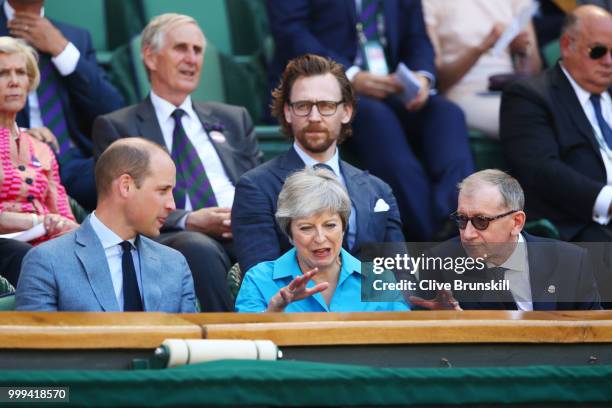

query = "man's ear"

[284,103,292,124]
[341,103,353,124]
[511,211,526,236]
[142,47,157,72]
[117,174,133,199]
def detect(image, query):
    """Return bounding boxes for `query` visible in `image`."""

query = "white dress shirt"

[560,64,612,225]
[89,212,142,311]
[491,233,533,311]
[293,142,357,248]
[149,91,235,215]
[4,1,80,128]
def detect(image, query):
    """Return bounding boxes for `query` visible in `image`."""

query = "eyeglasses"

[289,100,344,117]
[451,210,519,231]
[588,45,611,60]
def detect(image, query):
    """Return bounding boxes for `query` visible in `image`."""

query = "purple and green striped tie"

[360,0,382,42]
[37,54,71,159]
[170,109,218,209]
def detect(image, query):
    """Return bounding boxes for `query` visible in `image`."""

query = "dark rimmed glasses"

[289,100,344,117]
[588,44,611,60]
[451,210,519,231]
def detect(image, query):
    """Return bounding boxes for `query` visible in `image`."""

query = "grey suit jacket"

[92,96,262,228]
[15,217,197,312]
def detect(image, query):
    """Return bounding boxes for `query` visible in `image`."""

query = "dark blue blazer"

[232,146,406,273]
[501,63,612,240]
[267,0,435,83]
[0,8,125,157]
[421,233,601,311]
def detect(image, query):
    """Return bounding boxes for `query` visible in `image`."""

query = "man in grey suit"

[16,138,197,312]
[92,14,262,311]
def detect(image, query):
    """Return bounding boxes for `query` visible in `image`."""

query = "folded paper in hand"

[394,63,421,104]
[0,223,46,242]
[491,2,539,57]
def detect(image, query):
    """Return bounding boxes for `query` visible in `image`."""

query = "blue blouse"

[235,248,410,313]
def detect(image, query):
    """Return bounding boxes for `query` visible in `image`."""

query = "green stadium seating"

[45,0,112,65]
[542,40,561,68]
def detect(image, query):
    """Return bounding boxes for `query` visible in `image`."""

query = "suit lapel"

[340,161,368,252]
[74,218,120,312]
[271,146,306,182]
[552,64,602,156]
[193,102,242,184]
[525,234,557,311]
[138,238,162,312]
[136,97,166,147]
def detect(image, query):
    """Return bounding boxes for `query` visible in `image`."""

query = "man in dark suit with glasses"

[501,5,612,244]
[411,169,601,311]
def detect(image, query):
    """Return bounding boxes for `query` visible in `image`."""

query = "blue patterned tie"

[37,54,71,160]
[170,109,218,209]
[590,94,612,149]
[359,0,381,42]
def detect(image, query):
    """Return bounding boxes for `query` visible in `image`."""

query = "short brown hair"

[271,54,356,143]
[95,138,168,199]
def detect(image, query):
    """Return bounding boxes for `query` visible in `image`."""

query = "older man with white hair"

[92,13,262,312]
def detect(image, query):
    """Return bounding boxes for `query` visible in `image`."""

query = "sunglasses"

[451,210,519,231]
[588,45,611,60]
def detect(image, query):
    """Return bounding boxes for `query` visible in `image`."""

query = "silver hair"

[275,167,351,238]
[458,169,525,211]
[0,36,39,91]
[141,13,204,71]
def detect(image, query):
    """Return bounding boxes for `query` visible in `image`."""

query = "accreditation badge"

[362,41,389,75]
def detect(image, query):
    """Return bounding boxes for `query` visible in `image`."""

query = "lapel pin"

[209,131,226,144]
[548,285,555,294]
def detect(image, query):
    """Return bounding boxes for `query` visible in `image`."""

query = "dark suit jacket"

[232,146,406,273]
[267,0,435,84]
[421,233,601,311]
[0,10,125,157]
[92,96,263,228]
[500,63,612,240]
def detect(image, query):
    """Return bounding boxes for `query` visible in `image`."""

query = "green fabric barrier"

[1,360,611,406]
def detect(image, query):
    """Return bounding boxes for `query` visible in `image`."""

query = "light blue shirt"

[293,142,357,248]
[89,212,143,311]
[235,247,409,312]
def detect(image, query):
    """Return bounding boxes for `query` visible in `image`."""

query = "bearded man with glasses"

[232,54,406,275]
[501,5,612,246]
[411,169,601,311]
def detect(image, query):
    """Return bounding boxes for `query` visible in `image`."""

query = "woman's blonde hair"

[0,36,40,91]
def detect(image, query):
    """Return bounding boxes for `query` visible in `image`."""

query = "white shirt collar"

[150,90,197,123]
[497,233,527,273]
[4,1,44,20]
[293,142,341,176]
[89,212,136,250]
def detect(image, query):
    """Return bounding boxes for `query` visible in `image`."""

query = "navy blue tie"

[590,94,612,149]
[312,163,335,176]
[120,241,143,311]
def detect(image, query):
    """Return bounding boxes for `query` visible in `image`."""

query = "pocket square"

[373,198,390,212]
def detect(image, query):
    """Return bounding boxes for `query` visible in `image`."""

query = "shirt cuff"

[592,185,612,225]
[345,65,362,82]
[177,212,190,230]
[416,70,436,90]
[51,42,80,76]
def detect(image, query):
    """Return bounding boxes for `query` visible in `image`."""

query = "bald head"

[95,138,171,200]
[560,5,612,93]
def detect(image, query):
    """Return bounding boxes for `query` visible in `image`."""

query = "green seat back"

[0,275,15,311]
[45,0,111,64]
[542,40,561,68]
[139,0,232,56]
[468,130,508,171]
[108,34,225,105]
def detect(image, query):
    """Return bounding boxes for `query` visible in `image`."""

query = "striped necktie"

[359,0,382,42]
[590,94,612,149]
[170,109,218,209]
[37,54,71,160]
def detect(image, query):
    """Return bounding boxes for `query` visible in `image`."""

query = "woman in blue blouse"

[235,167,409,313]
